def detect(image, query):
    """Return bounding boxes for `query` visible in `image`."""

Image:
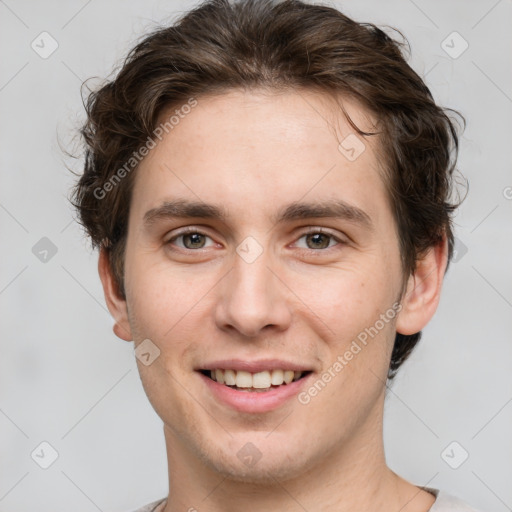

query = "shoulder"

[427,488,482,512]
[125,497,167,512]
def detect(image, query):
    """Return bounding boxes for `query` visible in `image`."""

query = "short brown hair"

[71,0,464,379]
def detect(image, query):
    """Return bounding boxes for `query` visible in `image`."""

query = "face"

[103,89,422,482]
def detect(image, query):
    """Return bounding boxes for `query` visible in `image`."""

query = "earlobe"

[395,236,449,336]
[98,247,133,342]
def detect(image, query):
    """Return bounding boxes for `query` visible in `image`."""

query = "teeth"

[207,368,304,388]
[215,369,224,384]
[235,370,252,388]
[224,369,236,385]
[283,370,294,384]
[252,371,271,388]
[271,369,284,385]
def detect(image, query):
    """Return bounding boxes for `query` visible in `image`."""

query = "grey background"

[0,0,511,510]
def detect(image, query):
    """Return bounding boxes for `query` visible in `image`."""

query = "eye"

[293,228,345,251]
[165,227,346,253]
[166,229,216,250]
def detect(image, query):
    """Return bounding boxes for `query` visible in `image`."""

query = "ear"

[395,236,449,336]
[98,246,133,342]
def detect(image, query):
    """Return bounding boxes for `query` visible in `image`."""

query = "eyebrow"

[143,198,373,230]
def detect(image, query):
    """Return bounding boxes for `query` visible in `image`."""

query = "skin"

[98,88,447,512]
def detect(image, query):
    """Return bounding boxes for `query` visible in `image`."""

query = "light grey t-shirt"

[128,487,481,511]
[128,497,165,512]
[425,487,481,511]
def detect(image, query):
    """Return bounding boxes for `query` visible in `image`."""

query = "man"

[72,0,479,510]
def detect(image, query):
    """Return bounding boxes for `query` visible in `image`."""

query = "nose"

[214,246,292,338]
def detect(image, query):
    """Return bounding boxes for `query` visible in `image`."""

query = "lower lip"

[198,372,312,413]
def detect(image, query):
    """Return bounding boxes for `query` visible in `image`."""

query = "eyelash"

[165,227,346,253]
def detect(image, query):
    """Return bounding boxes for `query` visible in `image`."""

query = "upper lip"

[196,359,313,373]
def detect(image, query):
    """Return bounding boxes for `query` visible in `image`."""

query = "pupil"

[307,233,329,249]
[185,233,205,248]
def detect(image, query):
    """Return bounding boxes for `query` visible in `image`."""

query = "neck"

[160,396,434,512]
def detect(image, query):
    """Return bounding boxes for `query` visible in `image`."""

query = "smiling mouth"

[199,368,312,392]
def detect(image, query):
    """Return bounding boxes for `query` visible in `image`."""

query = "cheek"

[124,248,209,341]
[297,269,398,434]
[292,262,398,342]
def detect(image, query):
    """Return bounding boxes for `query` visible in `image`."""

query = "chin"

[196,438,314,485]
[209,457,306,485]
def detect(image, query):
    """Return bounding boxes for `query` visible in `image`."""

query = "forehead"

[152,88,378,161]
[130,88,389,228]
